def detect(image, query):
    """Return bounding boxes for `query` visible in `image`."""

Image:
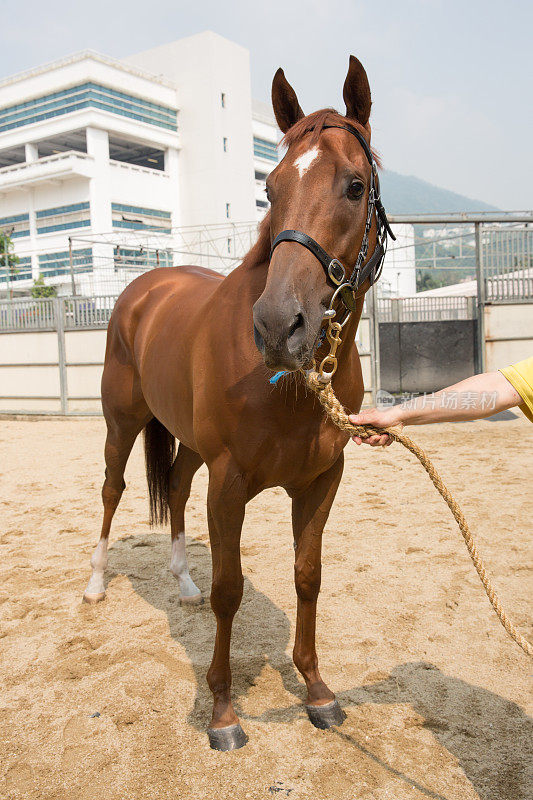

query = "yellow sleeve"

[500,356,533,423]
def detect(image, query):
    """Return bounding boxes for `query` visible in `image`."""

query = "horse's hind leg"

[290,453,346,729]
[83,411,148,603]
[168,443,204,604]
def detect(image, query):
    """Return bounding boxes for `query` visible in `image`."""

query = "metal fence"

[482,225,533,301]
[0,294,118,332]
[377,295,476,323]
[1,213,532,415]
[64,294,118,328]
[0,296,56,330]
[0,293,483,333]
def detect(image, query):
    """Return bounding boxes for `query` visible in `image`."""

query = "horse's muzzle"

[252,299,308,371]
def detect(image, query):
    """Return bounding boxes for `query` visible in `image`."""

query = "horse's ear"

[271,68,305,133]
[343,55,371,127]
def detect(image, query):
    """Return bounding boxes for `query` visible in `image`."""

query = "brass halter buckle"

[327,258,346,286]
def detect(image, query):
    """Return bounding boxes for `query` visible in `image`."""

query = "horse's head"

[253,56,380,372]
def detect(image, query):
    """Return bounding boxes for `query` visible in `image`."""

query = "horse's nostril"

[253,323,265,353]
[288,312,305,340]
[286,312,306,357]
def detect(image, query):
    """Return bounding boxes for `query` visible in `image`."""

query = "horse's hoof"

[306,700,346,730]
[207,723,248,751]
[180,593,203,606]
[82,591,106,604]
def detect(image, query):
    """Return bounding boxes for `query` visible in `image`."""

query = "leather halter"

[269,123,396,312]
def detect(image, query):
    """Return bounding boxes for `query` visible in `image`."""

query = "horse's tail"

[143,417,176,527]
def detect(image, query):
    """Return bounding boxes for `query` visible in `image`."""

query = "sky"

[1,0,531,209]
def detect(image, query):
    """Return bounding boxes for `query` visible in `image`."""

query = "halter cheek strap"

[269,123,396,312]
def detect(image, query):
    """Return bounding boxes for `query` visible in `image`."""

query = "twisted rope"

[305,369,532,657]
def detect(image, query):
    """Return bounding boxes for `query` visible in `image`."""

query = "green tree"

[0,230,19,281]
[31,273,57,298]
[416,270,440,292]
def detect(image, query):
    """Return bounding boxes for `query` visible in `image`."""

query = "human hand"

[348,407,403,447]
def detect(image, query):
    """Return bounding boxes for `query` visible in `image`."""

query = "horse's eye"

[265,186,272,203]
[347,180,365,201]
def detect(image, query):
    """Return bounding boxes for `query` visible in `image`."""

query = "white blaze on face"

[294,147,320,178]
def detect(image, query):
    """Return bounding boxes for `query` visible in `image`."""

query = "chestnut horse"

[84,56,389,750]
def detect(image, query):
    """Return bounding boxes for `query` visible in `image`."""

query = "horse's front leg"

[205,456,248,750]
[290,452,346,729]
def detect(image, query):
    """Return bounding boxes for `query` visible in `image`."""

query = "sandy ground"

[0,415,532,800]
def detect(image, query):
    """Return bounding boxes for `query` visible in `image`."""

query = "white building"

[378,224,416,297]
[0,30,412,297]
[0,32,279,294]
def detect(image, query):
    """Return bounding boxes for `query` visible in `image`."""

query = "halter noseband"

[269,123,395,312]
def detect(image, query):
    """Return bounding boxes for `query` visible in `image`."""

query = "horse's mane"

[282,108,380,167]
[241,212,272,270]
[242,108,381,271]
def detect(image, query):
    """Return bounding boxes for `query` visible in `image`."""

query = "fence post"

[474,222,486,373]
[369,283,381,404]
[391,297,400,323]
[55,296,68,414]
[68,237,76,297]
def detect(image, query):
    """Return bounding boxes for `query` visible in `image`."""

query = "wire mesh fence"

[1,214,532,306]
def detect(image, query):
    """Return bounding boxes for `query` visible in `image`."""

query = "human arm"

[349,370,523,447]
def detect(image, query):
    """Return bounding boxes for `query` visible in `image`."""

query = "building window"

[111,203,172,233]
[256,200,269,209]
[0,255,32,282]
[225,203,231,219]
[223,137,228,152]
[114,247,173,270]
[0,83,178,134]
[38,248,93,278]
[227,237,232,254]
[0,212,30,238]
[36,202,90,234]
[109,135,165,171]
[221,93,226,108]
[254,170,268,182]
[253,137,278,162]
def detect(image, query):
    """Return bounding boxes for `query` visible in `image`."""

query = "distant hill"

[380,170,499,214]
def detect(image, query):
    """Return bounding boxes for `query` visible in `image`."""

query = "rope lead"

[304,369,532,657]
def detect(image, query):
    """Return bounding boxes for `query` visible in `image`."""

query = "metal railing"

[0,296,56,330]
[0,150,93,177]
[486,268,533,302]
[64,294,118,329]
[0,295,123,332]
[0,292,481,332]
[378,295,477,323]
[483,226,533,302]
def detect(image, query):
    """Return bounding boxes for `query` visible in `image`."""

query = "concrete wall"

[379,319,476,394]
[0,328,105,414]
[0,314,376,414]
[0,330,60,412]
[356,314,374,406]
[65,330,106,412]
[484,303,533,371]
